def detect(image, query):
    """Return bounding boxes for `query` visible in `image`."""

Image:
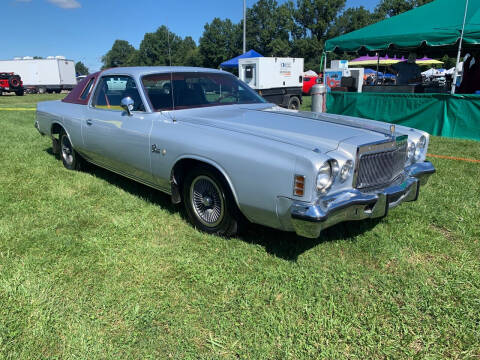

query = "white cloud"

[47,0,81,9]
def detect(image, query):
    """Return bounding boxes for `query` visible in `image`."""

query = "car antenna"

[167,25,176,121]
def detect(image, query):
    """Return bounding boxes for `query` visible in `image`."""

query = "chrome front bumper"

[290,161,435,238]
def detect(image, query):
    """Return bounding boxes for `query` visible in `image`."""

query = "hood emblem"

[390,124,396,138]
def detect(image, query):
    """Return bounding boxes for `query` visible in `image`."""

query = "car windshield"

[142,72,266,111]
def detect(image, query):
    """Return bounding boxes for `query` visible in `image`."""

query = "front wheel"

[288,96,300,110]
[59,130,82,170]
[182,167,239,237]
[15,89,24,96]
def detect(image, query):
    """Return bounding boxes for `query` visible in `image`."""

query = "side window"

[80,78,95,100]
[141,74,174,111]
[92,75,145,112]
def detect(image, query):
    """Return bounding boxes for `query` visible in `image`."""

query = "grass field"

[1,94,479,359]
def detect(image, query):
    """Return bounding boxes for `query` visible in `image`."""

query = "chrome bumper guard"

[290,161,435,238]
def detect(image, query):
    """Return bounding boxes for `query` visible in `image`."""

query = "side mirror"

[121,97,134,116]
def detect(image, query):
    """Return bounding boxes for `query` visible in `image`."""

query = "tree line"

[101,0,437,72]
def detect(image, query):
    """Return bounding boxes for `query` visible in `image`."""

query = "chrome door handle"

[86,119,93,126]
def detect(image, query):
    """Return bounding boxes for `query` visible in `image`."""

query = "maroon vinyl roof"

[63,71,101,105]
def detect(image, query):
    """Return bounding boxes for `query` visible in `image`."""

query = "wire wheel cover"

[61,135,73,165]
[190,176,224,227]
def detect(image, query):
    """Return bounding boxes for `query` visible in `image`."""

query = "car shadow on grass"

[45,147,381,261]
[239,219,381,261]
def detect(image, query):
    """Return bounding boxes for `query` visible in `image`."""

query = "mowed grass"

[0,94,479,359]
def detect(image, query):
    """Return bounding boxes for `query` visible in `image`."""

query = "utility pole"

[243,0,246,54]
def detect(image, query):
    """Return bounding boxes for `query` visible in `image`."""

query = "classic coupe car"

[35,67,435,238]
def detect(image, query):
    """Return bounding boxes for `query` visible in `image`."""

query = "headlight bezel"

[414,135,427,161]
[407,141,416,163]
[316,159,339,193]
[339,159,354,183]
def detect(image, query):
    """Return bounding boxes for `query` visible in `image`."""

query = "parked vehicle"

[0,57,76,94]
[239,57,304,109]
[35,66,435,238]
[0,72,24,96]
[303,75,322,95]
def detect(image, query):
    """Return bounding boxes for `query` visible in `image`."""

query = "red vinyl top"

[63,71,101,105]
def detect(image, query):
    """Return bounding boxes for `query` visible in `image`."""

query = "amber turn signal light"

[294,175,305,196]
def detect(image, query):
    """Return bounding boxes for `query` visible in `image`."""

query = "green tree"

[137,26,198,66]
[328,6,376,38]
[75,61,89,75]
[375,0,434,18]
[183,47,204,67]
[440,55,457,70]
[290,37,323,71]
[101,40,136,69]
[199,18,242,68]
[293,0,346,42]
[246,0,293,56]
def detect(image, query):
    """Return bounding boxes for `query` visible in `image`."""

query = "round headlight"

[415,135,426,160]
[316,162,332,192]
[340,160,354,183]
[408,141,416,162]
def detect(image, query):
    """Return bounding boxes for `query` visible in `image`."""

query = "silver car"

[35,66,435,238]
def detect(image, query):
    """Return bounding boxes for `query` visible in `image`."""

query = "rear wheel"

[54,89,61,94]
[182,166,239,237]
[288,96,300,110]
[59,130,82,170]
[15,89,24,96]
[38,87,46,94]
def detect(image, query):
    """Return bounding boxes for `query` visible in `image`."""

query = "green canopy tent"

[321,0,480,141]
[325,0,480,56]
[325,0,480,93]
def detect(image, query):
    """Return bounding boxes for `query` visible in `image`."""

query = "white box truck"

[238,57,304,109]
[0,56,77,94]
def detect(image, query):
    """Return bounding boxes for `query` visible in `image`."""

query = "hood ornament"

[390,124,396,138]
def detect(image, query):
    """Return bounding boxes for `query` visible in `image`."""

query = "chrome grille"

[355,138,407,190]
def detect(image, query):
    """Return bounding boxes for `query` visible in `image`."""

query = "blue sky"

[5,0,379,71]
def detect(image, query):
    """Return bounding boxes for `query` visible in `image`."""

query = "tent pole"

[376,53,380,85]
[319,52,325,75]
[323,52,327,86]
[451,0,469,95]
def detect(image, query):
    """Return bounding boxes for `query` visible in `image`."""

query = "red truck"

[0,72,24,96]
[302,74,323,95]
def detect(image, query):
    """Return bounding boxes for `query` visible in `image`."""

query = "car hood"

[173,104,392,153]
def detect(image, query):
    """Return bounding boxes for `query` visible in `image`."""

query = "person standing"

[391,53,422,85]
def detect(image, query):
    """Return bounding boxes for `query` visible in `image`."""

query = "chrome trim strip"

[81,155,172,195]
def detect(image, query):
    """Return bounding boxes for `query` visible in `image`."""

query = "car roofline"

[100,66,229,78]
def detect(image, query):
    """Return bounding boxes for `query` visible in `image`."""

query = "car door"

[83,74,154,183]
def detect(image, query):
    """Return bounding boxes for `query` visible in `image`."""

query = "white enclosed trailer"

[0,57,77,93]
[238,57,304,109]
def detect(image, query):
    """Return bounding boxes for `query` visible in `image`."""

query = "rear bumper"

[0,86,23,92]
[290,161,435,238]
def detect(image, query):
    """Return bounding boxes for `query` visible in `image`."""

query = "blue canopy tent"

[364,68,383,75]
[220,50,263,69]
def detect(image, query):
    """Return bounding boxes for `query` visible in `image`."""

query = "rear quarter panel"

[36,100,86,151]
